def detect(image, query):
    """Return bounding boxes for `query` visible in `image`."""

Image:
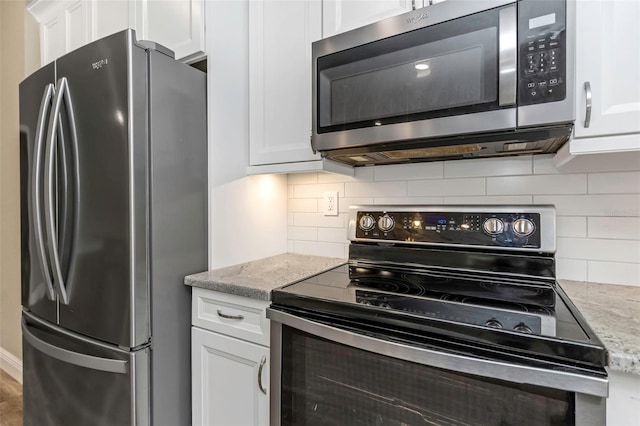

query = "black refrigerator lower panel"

[22,315,149,426]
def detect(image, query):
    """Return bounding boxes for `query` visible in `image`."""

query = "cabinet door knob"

[216,309,244,320]
[258,356,267,395]
[584,81,592,128]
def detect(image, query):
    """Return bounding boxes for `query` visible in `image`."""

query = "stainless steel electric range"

[267,205,608,426]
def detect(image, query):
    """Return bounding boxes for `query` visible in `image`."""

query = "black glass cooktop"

[270,264,607,371]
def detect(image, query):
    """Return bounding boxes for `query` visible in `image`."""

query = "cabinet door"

[192,327,269,426]
[92,0,131,41]
[573,0,640,143]
[249,0,321,165]
[323,0,413,38]
[31,0,91,65]
[132,0,205,62]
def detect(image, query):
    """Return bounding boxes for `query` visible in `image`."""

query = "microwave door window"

[317,10,501,132]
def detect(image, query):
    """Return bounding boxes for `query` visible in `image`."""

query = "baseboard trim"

[0,347,23,384]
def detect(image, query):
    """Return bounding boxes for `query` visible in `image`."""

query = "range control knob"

[513,218,535,237]
[484,318,503,329]
[359,214,375,231]
[378,215,395,232]
[514,323,533,334]
[483,218,504,235]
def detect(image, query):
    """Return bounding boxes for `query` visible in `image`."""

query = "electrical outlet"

[323,191,338,216]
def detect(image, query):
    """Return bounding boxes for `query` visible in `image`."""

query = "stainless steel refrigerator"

[19,29,207,426]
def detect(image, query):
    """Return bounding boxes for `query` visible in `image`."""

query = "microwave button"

[549,48,559,58]
[549,78,559,86]
[527,81,536,89]
[538,80,548,88]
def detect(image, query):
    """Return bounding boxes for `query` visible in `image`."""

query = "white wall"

[287,151,640,286]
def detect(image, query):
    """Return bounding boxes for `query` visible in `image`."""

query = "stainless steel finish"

[258,355,267,395]
[575,393,607,426]
[348,205,557,253]
[584,81,592,128]
[44,77,69,305]
[498,6,517,106]
[519,0,576,127]
[513,218,535,237]
[377,215,395,232]
[270,321,283,426]
[267,309,608,397]
[483,217,505,235]
[217,309,245,320]
[31,83,56,301]
[22,319,127,374]
[359,214,375,231]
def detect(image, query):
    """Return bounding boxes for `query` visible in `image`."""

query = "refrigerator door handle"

[32,83,57,301]
[22,319,128,374]
[44,77,74,305]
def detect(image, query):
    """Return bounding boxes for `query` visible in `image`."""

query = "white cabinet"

[248,0,322,168]
[191,288,270,426]
[607,370,640,426]
[322,0,414,38]
[132,0,205,62]
[566,0,640,156]
[27,0,205,65]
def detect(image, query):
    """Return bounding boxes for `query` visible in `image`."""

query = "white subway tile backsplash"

[374,162,443,181]
[588,217,640,240]
[533,195,640,216]
[373,197,444,205]
[408,178,485,196]
[318,167,374,183]
[288,226,318,241]
[288,198,318,213]
[588,261,640,287]
[487,174,586,195]
[338,198,374,213]
[293,183,345,198]
[317,227,349,244]
[293,240,347,259]
[293,212,346,228]
[288,172,318,185]
[287,158,640,286]
[588,172,640,194]
[557,217,587,238]
[556,258,588,282]
[346,181,407,198]
[445,156,532,178]
[557,237,640,263]
[443,195,533,205]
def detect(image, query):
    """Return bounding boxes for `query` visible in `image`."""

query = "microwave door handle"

[498,5,517,106]
[44,77,70,305]
[32,83,57,301]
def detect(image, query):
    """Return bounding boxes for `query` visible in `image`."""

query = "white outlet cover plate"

[323,191,338,216]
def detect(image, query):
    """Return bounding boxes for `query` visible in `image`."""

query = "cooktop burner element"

[271,205,607,371]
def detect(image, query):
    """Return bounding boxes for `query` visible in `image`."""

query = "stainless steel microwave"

[311,0,575,166]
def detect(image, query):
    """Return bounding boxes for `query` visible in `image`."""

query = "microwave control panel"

[518,0,566,105]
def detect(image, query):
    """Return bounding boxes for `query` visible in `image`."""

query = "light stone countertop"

[559,280,640,375]
[184,253,346,301]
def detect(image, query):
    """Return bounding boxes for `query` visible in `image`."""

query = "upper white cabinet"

[132,0,205,63]
[323,0,414,38]
[248,0,322,167]
[567,0,640,155]
[27,0,205,65]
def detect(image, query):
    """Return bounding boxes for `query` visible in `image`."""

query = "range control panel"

[518,0,567,105]
[354,210,542,249]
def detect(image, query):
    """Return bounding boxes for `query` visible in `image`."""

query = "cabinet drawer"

[192,287,270,346]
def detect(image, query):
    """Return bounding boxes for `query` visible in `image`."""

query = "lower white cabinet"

[191,288,270,426]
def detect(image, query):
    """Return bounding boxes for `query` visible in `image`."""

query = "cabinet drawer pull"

[584,81,592,128]
[216,309,244,320]
[258,356,267,395]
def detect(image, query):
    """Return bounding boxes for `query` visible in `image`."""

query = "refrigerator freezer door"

[22,313,149,426]
[54,30,150,348]
[19,62,58,324]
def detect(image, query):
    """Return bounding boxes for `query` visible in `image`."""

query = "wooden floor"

[0,369,22,426]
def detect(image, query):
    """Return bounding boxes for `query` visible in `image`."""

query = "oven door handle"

[267,308,608,398]
[498,5,517,106]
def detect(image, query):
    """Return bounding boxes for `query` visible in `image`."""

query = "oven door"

[268,308,607,426]
[312,0,518,152]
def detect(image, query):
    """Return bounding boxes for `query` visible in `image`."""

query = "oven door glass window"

[280,326,575,426]
[316,8,503,133]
